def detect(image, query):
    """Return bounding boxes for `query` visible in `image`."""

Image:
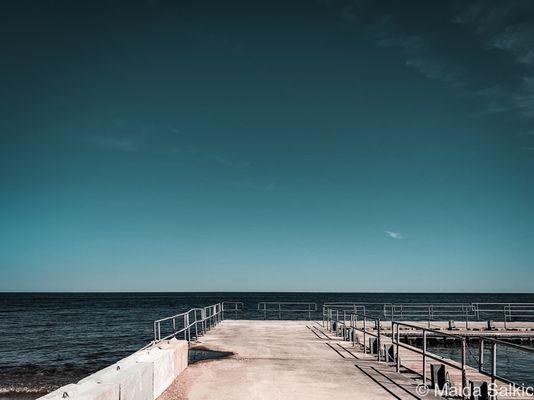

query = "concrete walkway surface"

[158,320,424,400]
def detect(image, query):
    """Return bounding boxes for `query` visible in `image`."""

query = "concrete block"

[39,384,79,399]
[134,347,175,398]
[39,381,119,400]
[79,361,153,400]
[37,341,186,400]
[154,338,188,377]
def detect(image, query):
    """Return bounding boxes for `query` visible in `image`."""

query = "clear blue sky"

[1,0,533,292]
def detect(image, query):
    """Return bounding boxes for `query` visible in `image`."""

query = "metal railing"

[324,302,534,327]
[222,301,244,319]
[392,321,470,396]
[392,321,534,398]
[473,303,534,328]
[476,336,534,390]
[257,302,317,320]
[324,305,534,398]
[322,302,390,319]
[386,303,476,328]
[153,303,223,343]
[325,308,384,361]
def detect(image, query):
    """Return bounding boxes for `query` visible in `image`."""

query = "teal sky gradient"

[1,0,534,292]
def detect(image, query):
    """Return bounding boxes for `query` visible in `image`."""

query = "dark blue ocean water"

[1,292,533,399]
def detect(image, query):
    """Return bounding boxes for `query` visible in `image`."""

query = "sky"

[1,0,534,292]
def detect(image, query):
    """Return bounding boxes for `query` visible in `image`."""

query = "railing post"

[308,303,311,320]
[465,306,469,330]
[377,318,381,362]
[343,310,347,340]
[185,314,190,342]
[363,316,367,353]
[491,342,497,388]
[351,314,355,347]
[396,323,400,373]
[154,321,158,342]
[479,339,484,372]
[422,330,427,386]
[461,337,467,400]
[211,306,215,328]
[194,313,198,340]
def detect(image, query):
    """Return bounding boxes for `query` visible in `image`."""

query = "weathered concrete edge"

[38,338,188,400]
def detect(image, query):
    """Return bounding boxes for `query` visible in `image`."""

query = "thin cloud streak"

[385,231,404,240]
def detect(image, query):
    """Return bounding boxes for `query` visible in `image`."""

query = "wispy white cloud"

[385,230,404,240]
[453,1,534,65]
[377,33,465,86]
[366,1,534,123]
[452,1,534,118]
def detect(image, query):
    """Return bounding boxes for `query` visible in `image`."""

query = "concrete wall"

[38,339,188,400]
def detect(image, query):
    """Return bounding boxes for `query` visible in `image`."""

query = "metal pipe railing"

[325,302,534,327]
[325,307,383,361]
[392,321,472,399]
[222,301,244,319]
[323,305,534,398]
[392,321,534,399]
[257,302,317,320]
[153,302,223,343]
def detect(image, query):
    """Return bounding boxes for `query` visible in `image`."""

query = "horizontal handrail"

[222,301,244,319]
[153,303,223,343]
[324,307,534,395]
[258,302,317,320]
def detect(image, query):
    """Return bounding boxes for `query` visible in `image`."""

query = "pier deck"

[159,320,432,400]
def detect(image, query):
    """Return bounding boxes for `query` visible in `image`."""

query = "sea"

[1,292,534,399]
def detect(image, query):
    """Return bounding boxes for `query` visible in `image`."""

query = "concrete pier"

[159,320,436,400]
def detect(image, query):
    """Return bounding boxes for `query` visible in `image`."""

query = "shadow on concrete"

[188,346,233,364]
